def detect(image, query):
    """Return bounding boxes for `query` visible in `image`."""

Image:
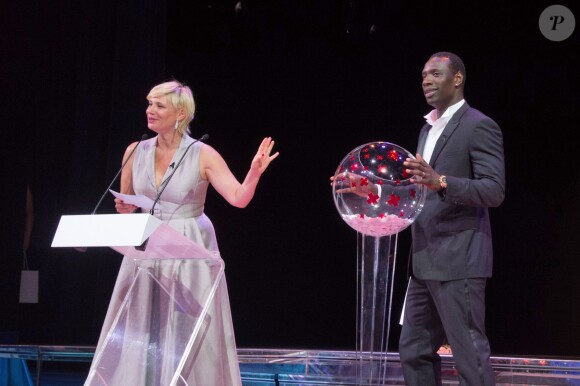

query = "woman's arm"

[201,137,279,208]
[115,141,139,213]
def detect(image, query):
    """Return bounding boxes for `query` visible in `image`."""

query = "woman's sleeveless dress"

[88,135,241,386]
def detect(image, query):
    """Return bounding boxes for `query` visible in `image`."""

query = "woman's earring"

[174,120,179,131]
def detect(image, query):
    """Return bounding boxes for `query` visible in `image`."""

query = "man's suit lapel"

[417,127,429,156]
[429,102,470,166]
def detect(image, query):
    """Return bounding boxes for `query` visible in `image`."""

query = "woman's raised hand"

[250,137,279,174]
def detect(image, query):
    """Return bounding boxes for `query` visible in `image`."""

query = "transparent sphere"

[332,142,426,236]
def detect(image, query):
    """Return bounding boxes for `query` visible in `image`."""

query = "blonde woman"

[90,80,278,386]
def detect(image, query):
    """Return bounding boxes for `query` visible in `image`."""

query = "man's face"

[421,56,460,111]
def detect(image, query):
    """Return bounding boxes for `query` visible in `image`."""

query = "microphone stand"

[75,134,148,253]
[92,134,148,215]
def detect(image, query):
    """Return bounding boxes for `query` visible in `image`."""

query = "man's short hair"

[430,52,466,85]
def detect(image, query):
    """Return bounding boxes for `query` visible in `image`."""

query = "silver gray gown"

[86,134,242,386]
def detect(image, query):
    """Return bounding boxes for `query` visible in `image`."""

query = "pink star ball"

[332,141,426,236]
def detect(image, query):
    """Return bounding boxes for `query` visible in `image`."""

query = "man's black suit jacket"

[411,102,506,281]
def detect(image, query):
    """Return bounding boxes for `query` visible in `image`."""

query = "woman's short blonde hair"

[147,80,195,135]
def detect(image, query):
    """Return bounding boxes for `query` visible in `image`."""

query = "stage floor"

[237,349,580,385]
[2,346,580,385]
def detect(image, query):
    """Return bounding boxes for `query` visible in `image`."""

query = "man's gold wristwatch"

[438,175,447,190]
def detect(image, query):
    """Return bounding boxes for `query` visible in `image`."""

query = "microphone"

[169,162,175,169]
[149,134,209,215]
[91,133,149,215]
[75,134,148,253]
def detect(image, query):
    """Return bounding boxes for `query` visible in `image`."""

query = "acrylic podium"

[52,214,240,386]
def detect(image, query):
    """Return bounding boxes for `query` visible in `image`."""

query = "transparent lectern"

[52,214,241,386]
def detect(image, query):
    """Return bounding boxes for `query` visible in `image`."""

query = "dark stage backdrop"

[2,1,579,358]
